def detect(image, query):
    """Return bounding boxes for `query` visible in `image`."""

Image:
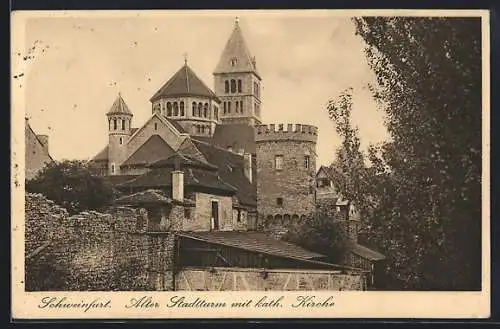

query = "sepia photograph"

[11,9,489,318]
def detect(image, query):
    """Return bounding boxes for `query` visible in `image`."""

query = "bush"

[26,160,115,214]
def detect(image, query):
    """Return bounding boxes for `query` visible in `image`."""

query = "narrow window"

[235,101,239,113]
[173,102,179,116]
[237,209,242,222]
[167,102,172,116]
[198,103,202,117]
[237,79,242,93]
[111,163,115,174]
[223,102,227,114]
[180,101,185,116]
[113,118,117,130]
[192,102,196,116]
[154,123,158,130]
[276,198,283,207]
[215,108,219,120]
[230,79,236,93]
[225,80,229,93]
[240,99,244,113]
[204,103,209,117]
[121,119,125,130]
[304,155,310,169]
[275,155,283,170]
[119,137,123,145]
[228,101,231,113]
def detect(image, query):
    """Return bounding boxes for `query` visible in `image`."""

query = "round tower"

[106,93,133,175]
[255,123,318,235]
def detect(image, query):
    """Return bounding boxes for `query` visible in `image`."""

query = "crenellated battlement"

[255,123,318,143]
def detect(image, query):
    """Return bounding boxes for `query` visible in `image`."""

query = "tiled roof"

[214,20,260,78]
[121,135,176,168]
[208,124,256,154]
[149,153,218,171]
[180,231,326,260]
[106,93,133,116]
[349,243,386,261]
[150,64,219,102]
[115,189,196,206]
[117,165,237,195]
[91,145,108,161]
[164,116,186,133]
[115,189,172,205]
[104,175,138,186]
[192,139,256,207]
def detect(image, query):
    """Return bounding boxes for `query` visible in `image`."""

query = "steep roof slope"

[214,20,260,78]
[192,139,256,207]
[150,63,219,102]
[121,135,176,168]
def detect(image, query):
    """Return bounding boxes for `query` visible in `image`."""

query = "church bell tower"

[213,18,262,126]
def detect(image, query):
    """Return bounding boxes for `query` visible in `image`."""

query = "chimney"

[37,135,49,152]
[172,170,184,202]
[244,152,252,183]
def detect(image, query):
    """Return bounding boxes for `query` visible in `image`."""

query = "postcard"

[11,9,490,319]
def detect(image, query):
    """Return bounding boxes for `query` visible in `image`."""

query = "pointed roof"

[214,18,260,78]
[106,93,133,116]
[150,63,219,102]
[121,135,176,168]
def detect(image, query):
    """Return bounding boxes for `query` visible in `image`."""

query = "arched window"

[223,102,227,114]
[192,102,197,116]
[240,99,244,113]
[235,101,239,113]
[173,102,179,116]
[206,125,211,134]
[167,102,172,116]
[214,107,219,120]
[204,103,209,118]
[201,126,205,133]
[237,79,242,93]
[154,123,158,130]
[274,214,283,224]
[227,101,231,113]
[180,101,185,116]
[108,119,112,130]
[230,79,236,93]
[119,137,123,145]
[122,119,126,130]
[198,103,203,117]
[224,80,229,93]
[113,118,117,130]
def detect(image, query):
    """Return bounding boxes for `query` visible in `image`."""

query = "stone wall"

[176,267,366,291]
[256,139,316,221]
[186,192,233,231]
[25,193,152,291]
[25,121,52,181]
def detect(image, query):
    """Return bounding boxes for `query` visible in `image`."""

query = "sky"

[15,11,389,167]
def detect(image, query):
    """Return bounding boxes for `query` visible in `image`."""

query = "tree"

[26,160,115,214]
[350,17,482,290]
[282,215,349,264]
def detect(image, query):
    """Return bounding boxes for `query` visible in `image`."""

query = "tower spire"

[183,52,188,65]
[234,16,239,27]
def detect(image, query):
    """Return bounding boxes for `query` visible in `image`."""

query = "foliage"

[282,215,350,263]
[26,160,115,214]
[325,17,482,290]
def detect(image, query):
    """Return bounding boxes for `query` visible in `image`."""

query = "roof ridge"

[191,138,246,158]
[185,64,190,93]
